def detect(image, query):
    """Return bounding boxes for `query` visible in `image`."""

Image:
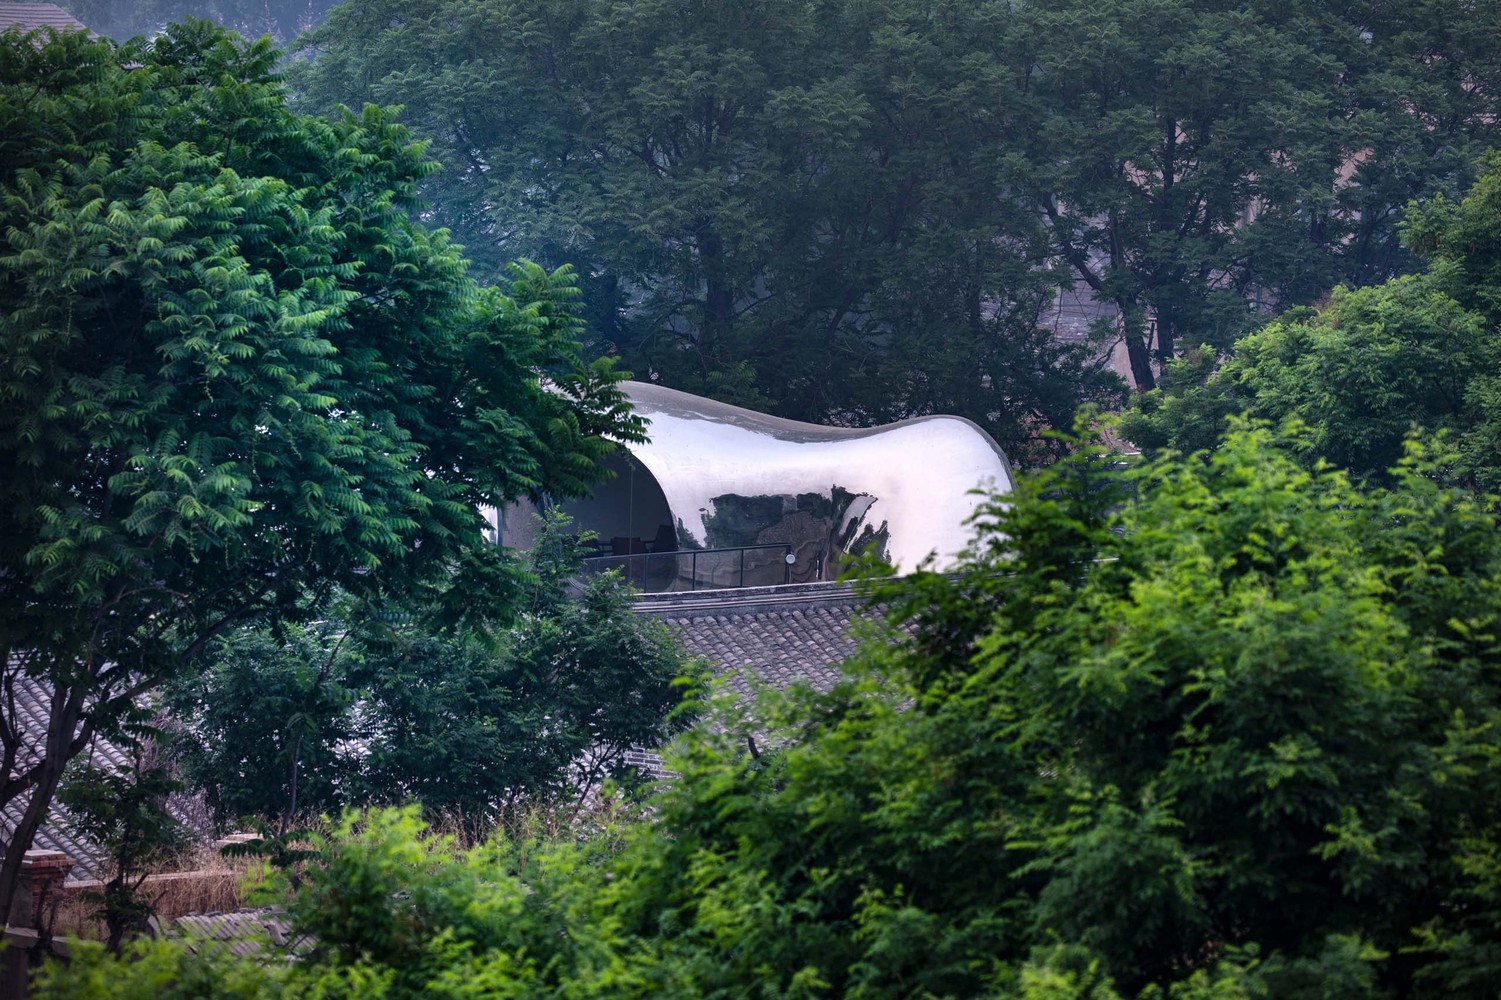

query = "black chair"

[647,523,676,553]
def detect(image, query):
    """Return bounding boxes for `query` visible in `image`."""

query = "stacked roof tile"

[2,673,129,880]
[635,581,882,698]
[2,669,208,881]
[170,909,309,958]
[0,3,88,35]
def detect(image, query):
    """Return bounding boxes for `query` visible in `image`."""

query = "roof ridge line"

[631,580,869,615]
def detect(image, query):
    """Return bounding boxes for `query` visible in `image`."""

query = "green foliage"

[0,20,638,916]
[578,424,1501,997]
[166,623,353,825]
[286,808,558,995]
[1125,154,1501,490]
[1009,0,1335,384]
[19,11,1501,984]
[42,424,1501,998]
[40,805,615,998]
[58,750,187,950]
[167,513,702,829]
[996,0,1501,387]
[35,936,283,999]
[60,0,336,43]
[1006,0,1500,388]
[347,564,699,822]
[220,824,324,898]
[1125,279,1497,483]
[292,0,1500,422]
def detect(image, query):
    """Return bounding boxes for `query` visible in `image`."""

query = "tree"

[293,0,1501,426]
[57,750,187,952]
[0,21,640,921]
[1125,278,1496,480]
[348,573,697,825]
[557,427,1501,998]
[1001,0,1501,390]
[292,0,1125,464]
[164,622,354,828]
[166,513,701,830]
[35,423,1501,998]
[383,515,700,813]
[1123,153,1501,489]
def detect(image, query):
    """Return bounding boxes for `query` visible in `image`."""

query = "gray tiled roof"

[2,669,208,881]
[0,3,88,35]
[170,908,309,958]
[635,581,883,698]
[2,673,129,880]
[4,582,880,878]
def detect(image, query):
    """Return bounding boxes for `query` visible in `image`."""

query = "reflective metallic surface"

[557,382,1015,591]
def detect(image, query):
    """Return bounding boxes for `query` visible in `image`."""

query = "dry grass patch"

[47,847,259,941]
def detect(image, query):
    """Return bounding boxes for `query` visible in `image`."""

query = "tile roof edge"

[632,580,874,618]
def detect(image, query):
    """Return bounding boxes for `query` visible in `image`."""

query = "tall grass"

[48,847,258,941]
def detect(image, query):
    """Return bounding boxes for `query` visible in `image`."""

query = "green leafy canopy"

[1125,152,1501,491]
[38,424,1501,998]
[0,20,639,919]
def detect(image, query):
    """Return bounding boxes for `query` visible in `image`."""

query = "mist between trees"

[283,0,1501,462]
[50,0,1501,459]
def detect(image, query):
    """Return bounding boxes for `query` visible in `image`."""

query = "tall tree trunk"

[1107,205,1156,392]
[1121,303,1156,391]
[1155,310,1175,366]
[705,278,733,344]
[697,225,733,381]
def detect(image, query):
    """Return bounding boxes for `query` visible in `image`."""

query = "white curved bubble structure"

[553,382,1014,591]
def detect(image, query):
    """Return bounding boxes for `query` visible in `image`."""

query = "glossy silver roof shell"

[598,381,1015,576]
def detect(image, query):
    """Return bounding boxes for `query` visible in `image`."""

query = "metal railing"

[580,543,794,592]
